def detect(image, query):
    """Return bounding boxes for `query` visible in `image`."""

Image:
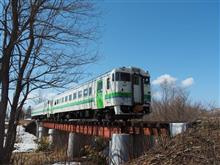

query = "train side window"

[83,89,88,97]
[65,96,68,102]
[62,97,64,103]
[112,74,114,81]
[107,78,110,89]
[89,87,92,96]
[73,93,77,99]
[69,94,72,101]
[116,72,119,81]
[133,75,139,85]
[78,91,82,98]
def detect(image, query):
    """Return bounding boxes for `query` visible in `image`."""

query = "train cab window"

[65,96,68,102]
[107,78,110,89]
[83,89,88,97]
[78,91,82,98]
[115,72,130,81]
[73,93,77,99]
[144,77,150,84]
[69,94,72,101]
[121,73,130,81]
[133,75,139,85]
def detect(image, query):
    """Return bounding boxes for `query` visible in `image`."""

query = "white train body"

[32,66,151,120]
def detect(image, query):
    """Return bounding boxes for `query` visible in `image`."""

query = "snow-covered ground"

[13,125,38,152]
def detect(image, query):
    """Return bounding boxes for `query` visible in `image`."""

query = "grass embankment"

[128,117,220,165]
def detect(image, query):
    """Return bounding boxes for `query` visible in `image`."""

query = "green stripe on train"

[52,98,94,112]
[32,92,134,115]
[105,92,132,99]
[31,98,94,115]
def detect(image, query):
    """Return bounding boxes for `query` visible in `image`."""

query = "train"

[31,66,151,121]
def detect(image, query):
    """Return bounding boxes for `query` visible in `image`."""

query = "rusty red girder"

[41,120,170,138]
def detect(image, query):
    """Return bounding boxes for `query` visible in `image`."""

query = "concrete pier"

[48,129,68,149]
[109,134,133,165]
[38,126,48,141]
[133,134,149,158]
[109,134,157,164]
[67,133,94,158]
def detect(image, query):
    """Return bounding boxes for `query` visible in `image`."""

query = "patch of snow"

[169,123,187,137]
[13,125,38,152]
[52,162,81,165]
[25,118,32,120]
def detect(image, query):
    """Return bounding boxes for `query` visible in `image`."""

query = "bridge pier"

[109,134,155,165]
[133,134,149,157]
[67,133,94,158]
[48,129,69,149]
[38,126,48,141]
[109,134,133,165]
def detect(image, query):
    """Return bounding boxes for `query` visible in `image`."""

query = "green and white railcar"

[32,66,151,120]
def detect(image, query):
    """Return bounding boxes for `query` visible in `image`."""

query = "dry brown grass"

[127,117,220,165]
[11,149,69,165]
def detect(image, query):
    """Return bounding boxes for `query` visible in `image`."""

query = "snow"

[52,162,81,165]
[169,123,187,137]
[25,118,32,120]
[13,125,38,152]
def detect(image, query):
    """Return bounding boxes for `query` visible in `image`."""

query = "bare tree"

[144,82,205,122]
[0,0,99,163]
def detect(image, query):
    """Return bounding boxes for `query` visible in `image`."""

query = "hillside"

[128,117,220,165]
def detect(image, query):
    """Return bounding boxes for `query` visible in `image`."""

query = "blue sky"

[83,0,219,107]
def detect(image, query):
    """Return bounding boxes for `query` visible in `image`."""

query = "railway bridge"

[28,119,186,164]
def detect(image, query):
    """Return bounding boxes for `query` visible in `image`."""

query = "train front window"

[133,75,139,85]
[115,72,130,81]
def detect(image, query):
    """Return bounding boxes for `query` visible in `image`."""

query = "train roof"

[38,66,150,100]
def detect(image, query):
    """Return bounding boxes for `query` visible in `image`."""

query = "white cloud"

[181,77,194,87]
[152,74,177,85]
[152,91,162,99]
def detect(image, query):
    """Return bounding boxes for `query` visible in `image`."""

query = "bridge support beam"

[67,133,94,158]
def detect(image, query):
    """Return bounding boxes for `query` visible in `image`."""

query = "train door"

[96,80,104,109]
[133,74,142,103]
